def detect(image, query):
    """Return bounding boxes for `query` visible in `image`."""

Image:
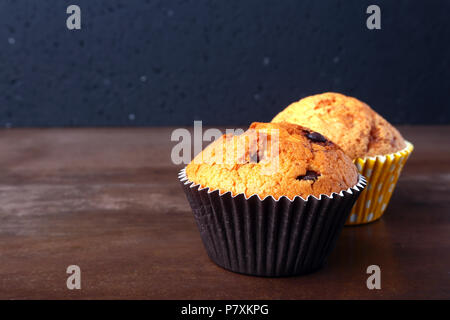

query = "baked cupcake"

[179,122,366,276]
[272,92,413,225]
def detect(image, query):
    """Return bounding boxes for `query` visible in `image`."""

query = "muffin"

[180,122,366,276]
[272,92,413,225]
[187,122,359,200]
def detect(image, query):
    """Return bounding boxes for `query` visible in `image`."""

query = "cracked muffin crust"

[271,92,406,159]
[186,122,358,200]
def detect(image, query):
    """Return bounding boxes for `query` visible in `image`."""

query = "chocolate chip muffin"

[180,122,366,276]
[271,92,406,160]
[186,122,358,200]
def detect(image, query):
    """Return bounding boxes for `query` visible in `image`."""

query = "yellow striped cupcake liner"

[346,141,414,225]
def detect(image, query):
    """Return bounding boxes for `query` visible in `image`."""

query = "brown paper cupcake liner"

[179,168,366,277]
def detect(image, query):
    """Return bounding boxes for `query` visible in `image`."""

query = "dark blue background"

[0,0,448,127]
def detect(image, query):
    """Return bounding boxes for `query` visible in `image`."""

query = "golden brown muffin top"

[271,92,406,159]
[186,122,358,200]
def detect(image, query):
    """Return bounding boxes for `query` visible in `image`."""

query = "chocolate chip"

[296,170,321,181]
[306,131,327,143]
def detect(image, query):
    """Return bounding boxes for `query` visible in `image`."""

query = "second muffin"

[272,92,406,159]
[271,92,413,225]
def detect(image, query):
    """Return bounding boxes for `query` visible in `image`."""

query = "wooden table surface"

[0,126,449,300]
